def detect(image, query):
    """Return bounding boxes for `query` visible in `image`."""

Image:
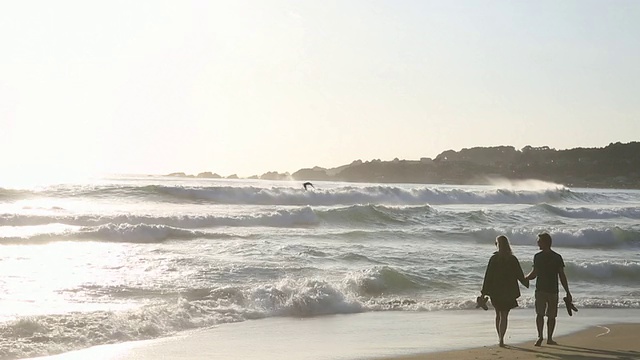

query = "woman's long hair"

[496,235,513,256]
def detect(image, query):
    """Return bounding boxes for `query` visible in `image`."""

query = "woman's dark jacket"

[481,252,526,300]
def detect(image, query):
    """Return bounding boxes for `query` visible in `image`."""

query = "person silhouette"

[481,235,529,347]
[525,233,572,346]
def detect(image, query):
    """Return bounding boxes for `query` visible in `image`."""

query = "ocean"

[1,176,639,359]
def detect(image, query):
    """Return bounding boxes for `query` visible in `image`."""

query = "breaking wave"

[470,227,640,249]
[537,203,640,219]
[1,184,618,206]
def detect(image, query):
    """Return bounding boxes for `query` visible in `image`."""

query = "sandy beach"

[385,323,640,360]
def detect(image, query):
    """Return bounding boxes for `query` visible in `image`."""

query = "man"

[525,233,571,346]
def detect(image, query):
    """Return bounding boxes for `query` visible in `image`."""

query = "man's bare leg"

[547,317,557,345]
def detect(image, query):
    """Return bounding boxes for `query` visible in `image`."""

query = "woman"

[481,235,529,347]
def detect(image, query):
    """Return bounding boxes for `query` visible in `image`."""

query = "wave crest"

[537,203,640,219]
[470,227,640,249]
[2,183,602,206]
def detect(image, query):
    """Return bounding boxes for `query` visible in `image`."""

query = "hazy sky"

[2,1,639,179]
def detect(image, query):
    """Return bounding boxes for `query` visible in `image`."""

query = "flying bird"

[302,182,315,191]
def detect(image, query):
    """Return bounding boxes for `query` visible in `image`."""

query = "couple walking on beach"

[480,233,572,347]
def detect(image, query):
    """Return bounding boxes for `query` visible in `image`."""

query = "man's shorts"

[535,291,559,318]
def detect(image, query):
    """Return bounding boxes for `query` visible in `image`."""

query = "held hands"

[524,272,536,281]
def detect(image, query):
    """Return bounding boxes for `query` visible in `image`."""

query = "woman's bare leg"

[498,310,509,346]
[494,309,500,339]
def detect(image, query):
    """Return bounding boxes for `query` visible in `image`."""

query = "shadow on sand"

[507,343,640,360]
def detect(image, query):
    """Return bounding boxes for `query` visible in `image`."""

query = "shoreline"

[28,308,640,360]
[381,323,640,360]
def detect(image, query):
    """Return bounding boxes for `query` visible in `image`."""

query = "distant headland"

[166,142,640,189]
